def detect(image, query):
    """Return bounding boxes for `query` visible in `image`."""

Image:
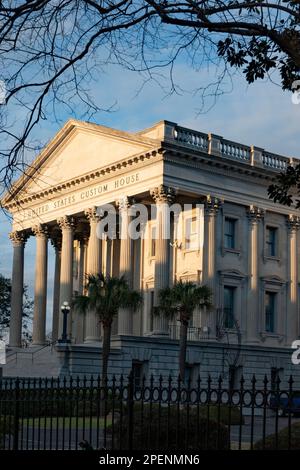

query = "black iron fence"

[0,373,299,450]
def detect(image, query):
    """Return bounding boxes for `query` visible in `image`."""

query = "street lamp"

[59,301,71,343]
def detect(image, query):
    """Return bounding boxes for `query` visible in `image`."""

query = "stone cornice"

[162,143,292,183]
[4,147,163,211]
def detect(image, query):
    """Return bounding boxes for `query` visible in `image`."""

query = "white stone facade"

[3,119,300,383]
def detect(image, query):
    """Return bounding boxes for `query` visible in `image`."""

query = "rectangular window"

[150,225,156,257]
[266,226,277,257]
[265,291,276,333]
[224,286,235,329]
[224,217,236,249]
[185,216,198,250]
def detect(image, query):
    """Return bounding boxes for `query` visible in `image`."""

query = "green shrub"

[111,404,230,450]
[254,422,300,450]
[197,404,244,425]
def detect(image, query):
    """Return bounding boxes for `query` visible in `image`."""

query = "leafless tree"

[0,0,299,193]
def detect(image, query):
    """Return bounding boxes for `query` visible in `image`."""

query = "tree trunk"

[179,320,188,381]
[101,321,112,381]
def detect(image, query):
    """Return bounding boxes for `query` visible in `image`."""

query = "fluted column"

[203,196,222,336]
[84,207,102,343]
[57,216,75,340]
[117,196,134,335]
[287,215,300,344]
[32,224,49,345]
[9,231,28,347]
[74,232,89,343]
[151,185,176,335]
[50,236,62,342]
[246,206,264,343]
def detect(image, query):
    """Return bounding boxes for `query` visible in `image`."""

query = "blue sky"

[0,63,299,333]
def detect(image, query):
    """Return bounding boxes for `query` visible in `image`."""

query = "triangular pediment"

[3,120,159,205]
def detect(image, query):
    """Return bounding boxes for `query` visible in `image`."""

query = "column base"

[84,338,101,344]
[149,331,169,337]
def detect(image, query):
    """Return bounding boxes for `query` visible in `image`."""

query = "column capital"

[84,206,100,222]
[203,195,223,216]
[32,223,49,238]
[116,195,135,211]
[57,215,76,231]
[150,185,176,205]
[287,214,300,232]
[247,205,265,224]
[9,230,29,246]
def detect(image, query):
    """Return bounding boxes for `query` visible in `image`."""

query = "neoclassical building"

[3,119,300,383]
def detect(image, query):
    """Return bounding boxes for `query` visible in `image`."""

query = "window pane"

[185,216,198,250]
[266,227,277,257]
[265,292,276,332]
[224,286,235,328]
[224,218,235,249]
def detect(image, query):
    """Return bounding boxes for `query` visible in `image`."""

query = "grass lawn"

[23,416,112,429]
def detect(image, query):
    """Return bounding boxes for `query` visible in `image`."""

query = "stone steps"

[2,346,61,378]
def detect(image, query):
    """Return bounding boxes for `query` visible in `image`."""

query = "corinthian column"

[203,195,222,336]
[84,207,102,343]
[57,216,75,340]
[246,205,264,343]
[9,231,28,347]
[117,196,134,335]
[150,185,176,335]
[286,215,300,344]
[50,235,62,342]
[32,224,49,345]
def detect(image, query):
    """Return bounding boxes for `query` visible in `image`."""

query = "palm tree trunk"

[179,320,188,380]
[101,321,112,381]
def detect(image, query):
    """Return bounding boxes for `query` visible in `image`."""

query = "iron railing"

[0,373,298,450]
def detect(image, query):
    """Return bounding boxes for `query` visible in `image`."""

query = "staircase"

[1,344,61,378]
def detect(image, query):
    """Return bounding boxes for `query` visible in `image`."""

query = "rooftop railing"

[171,124,295,171]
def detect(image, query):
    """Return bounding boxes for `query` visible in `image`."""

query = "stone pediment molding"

[2,119,163,209]
[260,275,286,286]
[219,269,247,280]
[4,147,163,210]
[143,275,155,284]
[177,270,201,283]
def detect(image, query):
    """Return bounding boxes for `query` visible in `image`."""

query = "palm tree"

[73,273,143,380]
[156,280,212,380]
